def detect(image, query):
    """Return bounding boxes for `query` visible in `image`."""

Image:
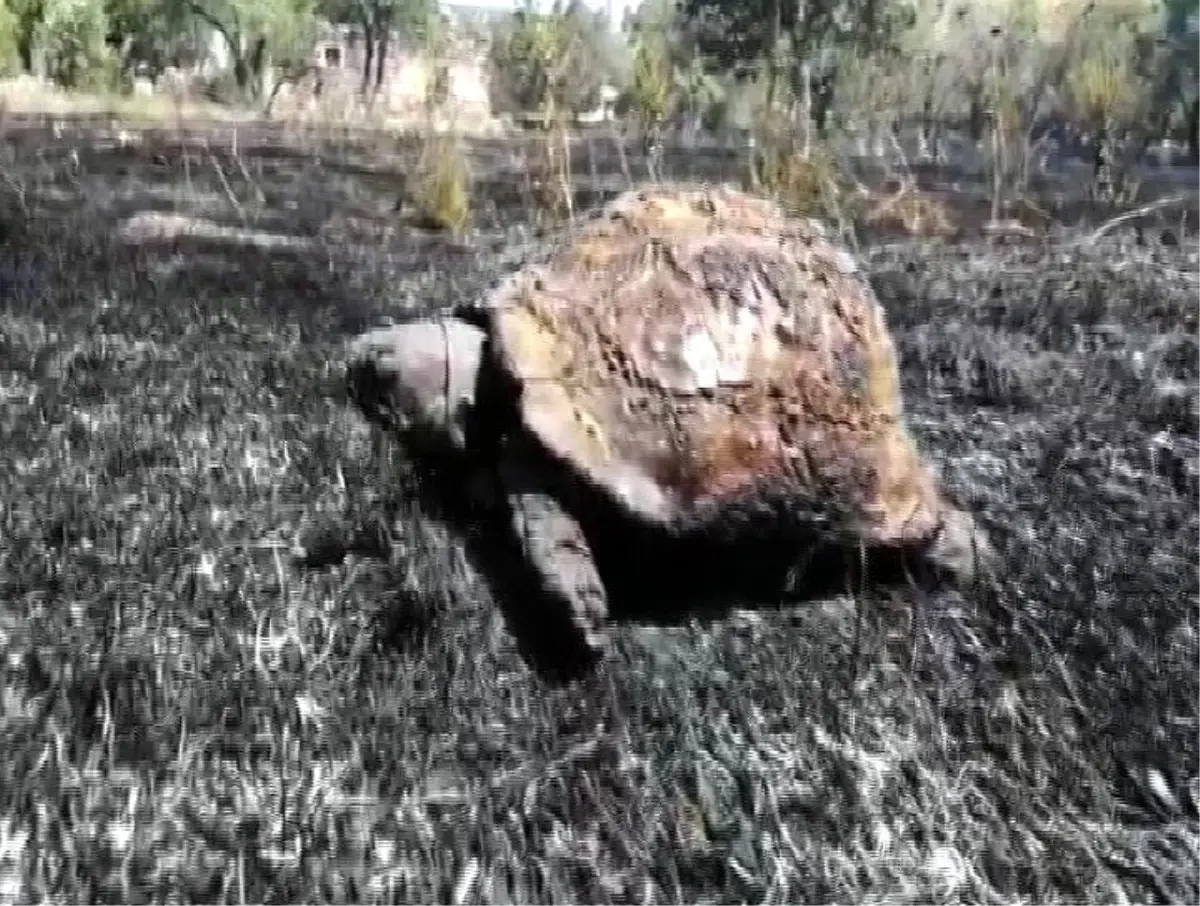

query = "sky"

[441,0,644,33]
[443,0,641,15]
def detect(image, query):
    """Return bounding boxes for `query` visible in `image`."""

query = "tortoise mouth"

[358,375,474,459]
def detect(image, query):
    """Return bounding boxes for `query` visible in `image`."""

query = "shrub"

[34,0,111,90]
[412,134,471,237]
[0,2,21,77]
[747,137,857,225]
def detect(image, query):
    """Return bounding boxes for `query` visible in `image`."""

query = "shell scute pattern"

[487,185,944,543]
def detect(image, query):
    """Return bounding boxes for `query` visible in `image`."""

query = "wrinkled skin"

[346,318,611,660]
[346,319,486,456]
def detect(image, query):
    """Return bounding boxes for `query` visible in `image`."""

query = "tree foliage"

[629,18,672,124]
[0,1,23,75]
[487,2,617,119]
[679,0,911,78]
[186,0,318,97]
[0,0,1186,168]
[7,0,44,71]
[36,0,112,89]
[103,0,189,78]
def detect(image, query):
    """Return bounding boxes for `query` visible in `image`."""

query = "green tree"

[488,1,616,119]
[104,0,190,77]
[678,0,912,132]
[8,0,44,72]
[629,21,672,125]
[1150,0,1199,158]
[0,1,23,75]
[187,0,317,99]
[36,0,111,88]
[675,49,722,132]
[679,0,911,74]
[319,0,431,98]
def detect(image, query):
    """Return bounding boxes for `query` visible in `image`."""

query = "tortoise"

[346,184,993,663]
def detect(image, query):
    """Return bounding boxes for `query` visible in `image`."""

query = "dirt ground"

[0,116,1196,904]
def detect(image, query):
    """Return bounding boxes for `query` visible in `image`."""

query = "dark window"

[323,45,342,67]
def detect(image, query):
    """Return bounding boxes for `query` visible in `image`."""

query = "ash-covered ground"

[0,118,1196,904]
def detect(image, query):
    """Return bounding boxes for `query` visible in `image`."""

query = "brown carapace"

[483,184,955,550]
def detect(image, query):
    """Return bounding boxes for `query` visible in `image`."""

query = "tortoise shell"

[483,184,950,547]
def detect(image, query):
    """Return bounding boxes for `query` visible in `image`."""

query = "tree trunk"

[233,57,250,92]
[117,34,135,76]
[763,0,782,116]
[1093,122,1113,200]
[373,15,392,95]
[360,24,375,98]
[920,90,934,159]
[968,92,985,142]
[1188,97,1198,164]
[763,58,777,118]
[812,72,834,138]
[355,3,374,99]
[248,36,267,100]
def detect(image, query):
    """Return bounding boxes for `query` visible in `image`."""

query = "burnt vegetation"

[0,117,1196,905]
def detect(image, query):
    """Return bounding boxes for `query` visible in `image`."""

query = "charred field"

[0,117,1196,904]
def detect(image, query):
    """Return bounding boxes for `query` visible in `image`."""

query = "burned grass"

[0,123,1196,904]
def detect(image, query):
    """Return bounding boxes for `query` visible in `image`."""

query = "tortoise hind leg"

[499,459,610,666]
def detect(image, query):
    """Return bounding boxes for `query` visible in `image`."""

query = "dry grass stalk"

[412,132,472,237]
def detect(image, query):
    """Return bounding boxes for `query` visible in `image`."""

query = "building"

[291,16,494,124]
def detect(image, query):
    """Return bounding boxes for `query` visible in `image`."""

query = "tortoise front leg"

[497,453,610,664]
[925,507,997,584]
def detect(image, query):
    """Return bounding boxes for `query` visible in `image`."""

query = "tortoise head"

[346,317,488,456]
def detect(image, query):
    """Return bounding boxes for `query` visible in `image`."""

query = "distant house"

[166,9,497,125]
[578,84,620,124]
[293,17,494,124]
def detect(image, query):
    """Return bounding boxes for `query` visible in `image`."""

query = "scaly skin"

[499,438,610,661]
